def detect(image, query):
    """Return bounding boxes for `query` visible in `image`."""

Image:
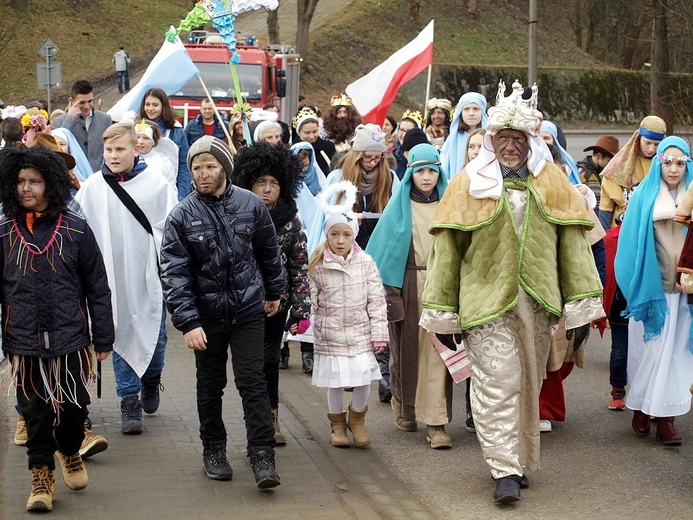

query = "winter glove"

[436,333,462,351]
[285,315,311,335]
[566,324,590,351]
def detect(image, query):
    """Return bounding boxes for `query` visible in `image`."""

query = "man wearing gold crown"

[322,94,363,153]
[420,80,604,504]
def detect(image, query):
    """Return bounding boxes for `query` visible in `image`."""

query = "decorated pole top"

[176,0,279,64]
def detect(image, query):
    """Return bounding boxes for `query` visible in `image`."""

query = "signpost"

[37,38,60,113]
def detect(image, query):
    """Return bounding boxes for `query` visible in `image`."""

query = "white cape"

[75,168,178,376]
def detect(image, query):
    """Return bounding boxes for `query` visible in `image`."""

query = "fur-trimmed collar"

[652,179,684,221]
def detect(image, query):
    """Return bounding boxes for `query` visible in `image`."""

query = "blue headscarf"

[540,121,580,185]
[291,141,325,196]
[440,92,488,181]
[51,127,93,181]
[615,135,693,341]
[367,143,448,288]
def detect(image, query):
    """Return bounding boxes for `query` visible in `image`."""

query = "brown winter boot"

[347,405,371,447]
[656,416,682,445]
[56,451,88,490]
[26,466,56,512]
[327,412,350,447]
[272,408,286,446]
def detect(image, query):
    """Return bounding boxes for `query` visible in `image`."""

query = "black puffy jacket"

[0,209,114,358]
[161,182,285,333]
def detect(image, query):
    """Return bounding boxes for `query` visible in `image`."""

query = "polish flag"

[346,20,434,126]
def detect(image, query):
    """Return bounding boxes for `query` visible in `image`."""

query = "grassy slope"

[0,0,192,103]
[1,0,601,113]
[301,0,605,114]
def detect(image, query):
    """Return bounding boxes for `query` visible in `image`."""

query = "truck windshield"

[172,63,263,101]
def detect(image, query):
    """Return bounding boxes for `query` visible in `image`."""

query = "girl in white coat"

[308,185,388,448]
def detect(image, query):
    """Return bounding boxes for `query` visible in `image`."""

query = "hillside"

[0,0,605,112]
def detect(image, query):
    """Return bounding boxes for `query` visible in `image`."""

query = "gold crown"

[401,109,424,128]
[330,94,353,107]
[134,119,152,135]
[292,107,319,129]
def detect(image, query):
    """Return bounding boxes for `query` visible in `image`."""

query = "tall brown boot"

[632,410,651,436]
[327,412,350,447]
[272,408,286,446]
[347,405,371,447]
[656,416,682,445]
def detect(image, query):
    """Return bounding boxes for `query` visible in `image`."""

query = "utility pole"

[528,0,538,84]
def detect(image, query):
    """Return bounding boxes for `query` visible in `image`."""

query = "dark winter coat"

[0,209,114,358]
[160,182,286,333]
[184,113,228,146]
[269,198,310,319]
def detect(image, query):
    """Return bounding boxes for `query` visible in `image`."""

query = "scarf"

[541,121,580,184]
[615,136,693,341]
[291,142,325,196]
[360,168,378,196]
[366,143,447,288]
[101,155,147,182]
[440,92,489,181]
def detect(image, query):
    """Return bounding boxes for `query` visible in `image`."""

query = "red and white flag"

[346,20,434,126]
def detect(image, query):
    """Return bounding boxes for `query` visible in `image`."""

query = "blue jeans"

[609,323,628,388]
[113,305,167,397]
[116,70,130,92]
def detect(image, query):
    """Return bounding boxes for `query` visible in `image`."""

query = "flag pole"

[196,75,236,153]
[423,64,433,120]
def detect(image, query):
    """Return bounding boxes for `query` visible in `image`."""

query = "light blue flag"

[108,33,199,122]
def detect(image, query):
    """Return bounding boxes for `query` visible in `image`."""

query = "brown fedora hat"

[583,135,620,157]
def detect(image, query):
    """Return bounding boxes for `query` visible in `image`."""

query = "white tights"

[327,385,370,413]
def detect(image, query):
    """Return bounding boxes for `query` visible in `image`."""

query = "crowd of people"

[0,75,692,512]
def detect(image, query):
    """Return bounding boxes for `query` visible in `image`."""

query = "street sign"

[38,38,59,59]
[37,62,62,89]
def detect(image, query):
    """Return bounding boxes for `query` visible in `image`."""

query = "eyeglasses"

[362,154,384,164]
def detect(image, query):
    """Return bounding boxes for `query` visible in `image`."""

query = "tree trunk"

[296,0,320,57]
[651,0,673,131]
[267,8,280,44]
[409,1,420,23]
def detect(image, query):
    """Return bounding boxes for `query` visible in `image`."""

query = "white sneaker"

[539,420,552,432]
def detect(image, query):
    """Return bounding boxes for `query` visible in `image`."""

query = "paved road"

[2,321,691,519]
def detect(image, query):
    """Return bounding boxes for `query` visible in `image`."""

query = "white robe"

[75,168,178,376]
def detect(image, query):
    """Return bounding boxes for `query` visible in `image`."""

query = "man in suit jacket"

[53,79,112,172]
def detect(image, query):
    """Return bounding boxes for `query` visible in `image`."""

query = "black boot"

[120,394,143,435]
[249,449,281,489]
[493,475,522,504]
[203,441,233,480]
[141,373,163,414]
[278,345,289,369]
[301,352,313,374]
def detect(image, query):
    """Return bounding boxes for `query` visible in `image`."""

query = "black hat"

[402,128,429,152]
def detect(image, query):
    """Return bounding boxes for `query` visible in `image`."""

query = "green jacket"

[422,163,603,329]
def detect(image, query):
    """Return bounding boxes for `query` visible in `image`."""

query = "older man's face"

[492,129,530,169]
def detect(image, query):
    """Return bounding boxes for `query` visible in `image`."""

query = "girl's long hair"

[338,150,392,212]
[139,87,177,129]
[307,242,327,275]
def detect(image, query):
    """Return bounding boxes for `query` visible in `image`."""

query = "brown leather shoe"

[655,416,682,445]
[632,410,651,436]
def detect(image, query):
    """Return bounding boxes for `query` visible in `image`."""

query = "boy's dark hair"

[0,147,73,217]
[70,79,94,98]
[232,141,303,202]
[1,117,23,142]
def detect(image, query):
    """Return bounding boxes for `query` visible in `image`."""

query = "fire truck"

[170,30,301,126]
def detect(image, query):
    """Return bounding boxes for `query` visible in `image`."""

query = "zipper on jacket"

[43,331,50,350]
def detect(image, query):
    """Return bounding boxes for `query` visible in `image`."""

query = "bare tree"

[296,0,319,57]
[409,1,421,23]
[651,0,673,130]
[267,7,280,44]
